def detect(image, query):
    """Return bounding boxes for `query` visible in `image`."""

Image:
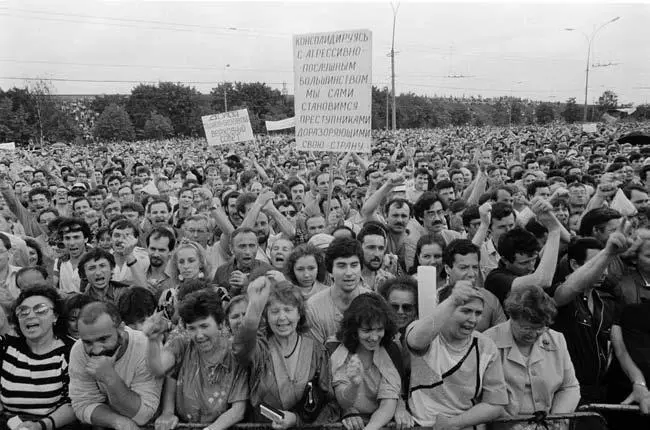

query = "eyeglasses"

[184,228,208,235]
[16,303,53,319]
[391,303,415,313]
[280,210,297,217]
[515,322,547,335]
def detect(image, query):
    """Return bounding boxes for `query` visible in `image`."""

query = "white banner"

[265,117,296,131]
[293,29,372,153]
[201,109,254,146]
[0,142,15,151]
[582,123,598,133]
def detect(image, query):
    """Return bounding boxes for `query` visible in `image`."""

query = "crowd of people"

[0,120,649,430]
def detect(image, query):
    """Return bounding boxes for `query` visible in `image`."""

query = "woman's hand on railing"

[155,413,179,430]
[269,411,297,430]
[394,407,415,430]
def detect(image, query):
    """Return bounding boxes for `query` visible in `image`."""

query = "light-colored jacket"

[484,321,580,423]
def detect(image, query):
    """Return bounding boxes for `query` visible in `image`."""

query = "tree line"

[0,81,645,145]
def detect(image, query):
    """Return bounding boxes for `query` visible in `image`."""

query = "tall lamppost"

[565,16,620,122]
[390,1,400,132]
[223,64,231,112]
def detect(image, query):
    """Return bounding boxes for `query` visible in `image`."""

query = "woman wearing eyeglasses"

[0,284,77,429]
[485,285,580,429]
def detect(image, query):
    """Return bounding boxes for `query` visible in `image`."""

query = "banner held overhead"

[293,29,372,153]
[265,117,296,131]
[202,109,254,146]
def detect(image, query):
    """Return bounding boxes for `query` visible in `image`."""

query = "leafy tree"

[535,103,555,124]
[127,82,203,136]
[90,94,128,114]
[449,104,471,126]
[93,103,135,141]
[598,90,618,111]
[562,98,581,123]
[144,112,174,140]
[371,86,390,129]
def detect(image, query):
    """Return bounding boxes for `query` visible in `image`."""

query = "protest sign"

[201,109,254,146]
[265,117,295,131]
[417,266,438,317]
[0,142,15,151]
[582,123,598,133]
[293,29,372,153]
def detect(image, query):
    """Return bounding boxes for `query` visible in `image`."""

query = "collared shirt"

[480,239,500,279]
[484,321,580,418]
[360,268,394,292]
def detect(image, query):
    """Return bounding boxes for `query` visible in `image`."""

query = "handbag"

[295,369,327,423]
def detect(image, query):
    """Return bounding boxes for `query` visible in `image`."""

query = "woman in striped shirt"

[0,284,77,430]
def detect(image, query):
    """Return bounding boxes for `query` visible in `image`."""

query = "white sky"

[1,0,649,104]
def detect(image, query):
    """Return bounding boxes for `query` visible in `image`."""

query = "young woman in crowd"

[284,244,329,299]
[332,293,402,430]
[233,272,338,427]
[409,234,446,288]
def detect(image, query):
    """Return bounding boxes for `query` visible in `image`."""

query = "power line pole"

[390,1,400,132]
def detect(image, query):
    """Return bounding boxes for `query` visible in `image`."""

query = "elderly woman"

[332,293,402,430]
[233,272,337,428]
[284,244,329,299]
[0,284,77,428]
[146,289,248,429]
[485,285,580,428]
[406,283,508,429]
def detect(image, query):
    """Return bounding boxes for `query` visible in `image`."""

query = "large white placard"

[202,109,254,146]
[582,123,598,133]
[0,142,15,151]
[293,29,372,153]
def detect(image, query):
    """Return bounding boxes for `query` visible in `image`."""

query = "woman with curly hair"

[284,244,329,299]
[332,293,402,430]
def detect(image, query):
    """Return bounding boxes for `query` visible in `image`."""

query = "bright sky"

[1,0,649,104]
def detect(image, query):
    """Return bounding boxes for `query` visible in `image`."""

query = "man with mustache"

[127,227,176,300]
[358,221,394,292]
[69,301,163,430]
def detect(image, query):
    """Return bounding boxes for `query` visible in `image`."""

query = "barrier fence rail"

[140,411,609,429]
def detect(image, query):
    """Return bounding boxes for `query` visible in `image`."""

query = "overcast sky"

[1,0,649,104]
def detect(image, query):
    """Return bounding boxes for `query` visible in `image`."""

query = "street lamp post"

[223,64,231,112]
[565,16,619,122]
[390,1,399,132]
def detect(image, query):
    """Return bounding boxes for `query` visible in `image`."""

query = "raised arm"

[232,274,270,364]
[143,313,177,377]
[360,172,404,221]
[554,228,626,307]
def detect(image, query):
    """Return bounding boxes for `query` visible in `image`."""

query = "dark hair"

[146,226,177,250]
[383,197,411,217]
[13,284,68,340]
[230,226,258,245]
[0,232,11,251]
[462,205,480,228]
[318,195,342,216]
[176,279,211,303]
[146,197,171,214]
[413,192,446,223]
[37,208,59,224]
[178,289,225,326]
[78,248,116,280]
[526,180,550,199]
[623,184,647,200]
[28,187,52,202]
[498,227,540,262]
[15,266,49,290]
[63,293,95,325]
[357,221,388,245]
[23,238,43,266]
[435,179,454,191]
[505,285,557,326]
[567,236,604,266]
[235,192,257,216]
[265,282,308,336]
[442,239,480,268]
[378,276,418,311]
[121,202,145,216]
[490,202,515,227]
[285,244,327,285]
[411,234,446,275]
[325,237,363,273]
[117,287,157,326]
[578,207,622,237]
[337,293,397,352]
[57,217,92,239]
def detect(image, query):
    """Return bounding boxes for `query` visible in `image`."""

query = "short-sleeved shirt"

[331,344,401,415]
[166,335,249,424]
[438,285,506,333]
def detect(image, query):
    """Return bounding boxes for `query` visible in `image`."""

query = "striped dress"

[0,335,74,417]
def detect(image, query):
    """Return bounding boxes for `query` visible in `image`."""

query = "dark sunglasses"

[280,210,297,217]
[391,303,415,313]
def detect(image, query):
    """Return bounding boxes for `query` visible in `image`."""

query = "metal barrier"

[577,403,641,413]
[141,411,608,430]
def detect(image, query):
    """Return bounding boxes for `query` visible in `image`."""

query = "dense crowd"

[0,121,650,430]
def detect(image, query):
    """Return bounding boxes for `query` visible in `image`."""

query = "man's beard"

[364,257,382,272]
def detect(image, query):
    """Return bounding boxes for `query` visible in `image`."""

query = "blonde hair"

[169,239,212,283]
